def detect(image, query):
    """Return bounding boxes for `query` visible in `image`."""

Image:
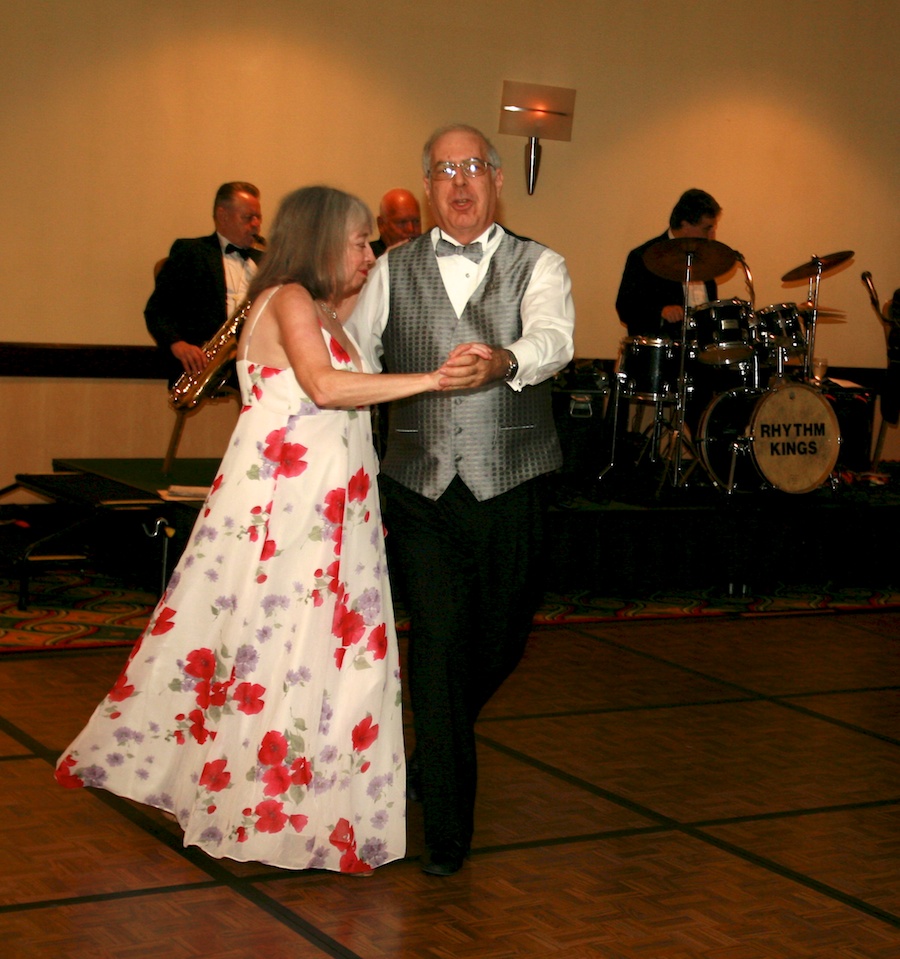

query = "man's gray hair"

[421,124,502,176]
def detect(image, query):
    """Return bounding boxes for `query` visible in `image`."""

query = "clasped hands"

[436,342,510,391]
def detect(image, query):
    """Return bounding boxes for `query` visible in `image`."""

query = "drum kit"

[604,240,853,494]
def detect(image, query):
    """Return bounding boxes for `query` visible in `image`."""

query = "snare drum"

[697,384,840,493]
[616,336,680,402]
[753,303,806,354]
[691,299,754,366]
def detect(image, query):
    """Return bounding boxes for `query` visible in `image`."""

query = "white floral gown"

[56,297,406,874]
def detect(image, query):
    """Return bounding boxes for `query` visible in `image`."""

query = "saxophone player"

[145,182,264,385]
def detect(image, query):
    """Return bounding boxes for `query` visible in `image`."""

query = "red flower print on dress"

[258,730,288,766]
[151,606,177,635]
[108,671,135,703]
[263,427,308,479]
[352,715,379,752]
[330,337,351,364]
[254,799,288,834]
[332,603,365,647]
[334,647,346,669]
[234,682,265,715]
[289,814,309,833]
[348,467,370,503]
[290,756,313,787]
[323,488,345,525]
[188,708,212,744]
[204,473,225,516]
[260,537,277,561]
[54,755,83,789]
[329,817,355,852]
[262,764,292,797]
[199,758,231,792]
[277,442,308,478]
[366,624,388,661]
[185,648,216,680]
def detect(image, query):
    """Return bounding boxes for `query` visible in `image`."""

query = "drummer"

[615,189,722,338]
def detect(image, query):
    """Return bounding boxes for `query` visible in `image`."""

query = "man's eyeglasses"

[430,158,494,181]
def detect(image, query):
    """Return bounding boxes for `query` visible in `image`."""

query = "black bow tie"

[225,243,253,260]
[435,237,484,264]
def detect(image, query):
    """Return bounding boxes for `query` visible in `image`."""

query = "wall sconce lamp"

[499,81,576,195]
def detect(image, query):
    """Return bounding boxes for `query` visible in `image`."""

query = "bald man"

[370,188,422,256]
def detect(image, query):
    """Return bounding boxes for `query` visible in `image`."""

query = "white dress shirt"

[348,224,574,391]
[218,233,258,320]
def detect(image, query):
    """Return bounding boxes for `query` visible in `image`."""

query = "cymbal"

[642,237,737,283]
[796,301,847,318]
[781,250,854,283]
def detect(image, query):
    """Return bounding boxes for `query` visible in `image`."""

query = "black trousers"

[381,473,547,850]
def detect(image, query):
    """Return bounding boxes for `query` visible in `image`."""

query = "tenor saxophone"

[168,302,250,411]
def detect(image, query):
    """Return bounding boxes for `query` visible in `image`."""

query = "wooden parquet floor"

[1,609,899,957]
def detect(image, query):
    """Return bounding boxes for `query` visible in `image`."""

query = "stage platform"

[2,455,893,599]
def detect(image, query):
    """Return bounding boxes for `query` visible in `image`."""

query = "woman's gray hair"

[246,186,372,305]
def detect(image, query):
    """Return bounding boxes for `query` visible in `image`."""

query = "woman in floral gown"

[56,186,486,874]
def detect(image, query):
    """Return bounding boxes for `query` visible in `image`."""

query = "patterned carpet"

[2,569,900,653]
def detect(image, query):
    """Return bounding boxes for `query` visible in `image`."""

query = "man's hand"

[171,340,208,376]
[438,342,507,389]
[661,305,684,325]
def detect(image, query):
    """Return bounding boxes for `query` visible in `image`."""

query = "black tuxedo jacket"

[144,232,262,383]
[615,231,716,339]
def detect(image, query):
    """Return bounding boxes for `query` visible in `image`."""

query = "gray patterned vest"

[381,228,562,502]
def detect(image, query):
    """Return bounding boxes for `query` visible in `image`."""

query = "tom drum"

[691,298,754,366]
[616,336,680,402]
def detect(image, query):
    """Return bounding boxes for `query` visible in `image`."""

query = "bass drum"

[697,384,840,493]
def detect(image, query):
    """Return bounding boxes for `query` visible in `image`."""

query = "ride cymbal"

[781,250,854,283]
[642,237,737,283]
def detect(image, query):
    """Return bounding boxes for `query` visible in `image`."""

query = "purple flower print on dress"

[319,695,333,735]
[234,645,259,678]
[199,827,224,846]
[193,525,218,545]
[261,594,289,616]
[360,837,389,866]
[256,625,273,644]
[80,765,108,788]
[214,594,238,614]
[356,587,381,625]
[285,666,311,687]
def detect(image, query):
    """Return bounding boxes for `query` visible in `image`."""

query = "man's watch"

[503,349,519,382]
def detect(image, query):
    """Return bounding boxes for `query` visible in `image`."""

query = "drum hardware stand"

[640,235,738,489]
[780,250,855,385]
[734,251,756,311]
[597,372,625,480]
[862,271,899,471]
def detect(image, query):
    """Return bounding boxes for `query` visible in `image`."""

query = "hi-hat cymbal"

[643,237,737,283]
[781,250,854,283]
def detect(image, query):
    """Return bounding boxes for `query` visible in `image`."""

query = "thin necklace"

[317,300,338,322]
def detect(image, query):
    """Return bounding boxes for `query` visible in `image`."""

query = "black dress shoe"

[421,842,468,876]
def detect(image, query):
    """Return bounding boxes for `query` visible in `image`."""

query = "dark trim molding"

[0,342,886,393]
[0,342,168,379]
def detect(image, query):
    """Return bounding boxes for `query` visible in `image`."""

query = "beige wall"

[4,0,900,488]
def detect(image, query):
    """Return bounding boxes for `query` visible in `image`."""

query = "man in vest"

[349,123,575,876]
